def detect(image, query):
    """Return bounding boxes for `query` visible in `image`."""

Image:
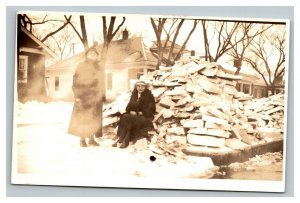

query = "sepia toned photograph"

[11,10,289,192]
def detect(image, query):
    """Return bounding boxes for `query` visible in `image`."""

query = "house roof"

[20,26,58,59]
[150,39,190,53]
[46,37,157,72]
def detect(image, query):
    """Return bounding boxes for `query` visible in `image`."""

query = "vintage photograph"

[11,10,289,192]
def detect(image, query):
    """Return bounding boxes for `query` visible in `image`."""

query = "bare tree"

[67,15,89,50]
[48,27,76,60]
[227,23,273,75]
[202,20,241,62]
[18,14,73,44]
[244,28,285,95]
[150,17,167,69]
[100,16,126,99]
[150,18,199,68]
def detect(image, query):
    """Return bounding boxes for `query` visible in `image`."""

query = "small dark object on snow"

[150,155,157,162]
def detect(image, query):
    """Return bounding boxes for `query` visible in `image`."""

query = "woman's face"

[86,51,98,61]
[136,84,146,94]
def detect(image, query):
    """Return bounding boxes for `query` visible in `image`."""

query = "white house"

[45,31,157,101]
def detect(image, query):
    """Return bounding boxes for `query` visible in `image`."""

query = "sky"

[25,11,287,76]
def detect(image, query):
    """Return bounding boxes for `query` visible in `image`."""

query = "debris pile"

[244,93,285,130]
[103,56,285,152]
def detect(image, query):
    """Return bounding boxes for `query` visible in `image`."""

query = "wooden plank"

[223,85,238,96]
[162,109,174,119]
[175,96,191,107]
[159,96,176,108]
[184,62,207,74]
[264,106,284,115]
[185,83,203,94]
[230,125,243,140]
[188,127,208,135]
[206,106,230,121]
[152,87,168,98]
[173,112,191,119]
[187,134,225,147]
[181,119,204,128]
[167,126,186,136]
[216,69,243,80]
[206,129,230,138]
[202,114,229,125]
[200,66,218,77]
[205,121,232,131]
[199,80,222,94]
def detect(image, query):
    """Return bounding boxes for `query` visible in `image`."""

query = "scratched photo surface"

[12,11,289,192]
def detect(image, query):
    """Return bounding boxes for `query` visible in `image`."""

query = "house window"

[55,76,59,91]
[236,83,241,92]
[107,73,113,91]
[18,55,28,83]
[243,84,250,94]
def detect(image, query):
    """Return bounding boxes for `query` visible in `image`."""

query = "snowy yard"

[12,101,216,187]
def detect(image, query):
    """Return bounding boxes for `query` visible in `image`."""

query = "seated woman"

[113,80,156,148]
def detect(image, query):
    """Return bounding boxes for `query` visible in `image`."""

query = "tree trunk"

[80,16,89,50]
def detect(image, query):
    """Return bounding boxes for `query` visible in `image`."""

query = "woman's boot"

[88,136,100,146]
[80,137,87,147]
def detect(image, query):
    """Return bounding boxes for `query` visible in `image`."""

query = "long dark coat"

[117,88,156,144]
[68,59,104,138]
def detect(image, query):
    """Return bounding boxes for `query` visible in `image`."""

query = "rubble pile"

[103,56,285,151]
[243,93,285,130]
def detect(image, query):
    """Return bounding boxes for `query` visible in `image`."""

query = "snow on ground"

[12,101,216,187]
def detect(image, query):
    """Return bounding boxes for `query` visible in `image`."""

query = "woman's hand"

[138,112,143,116]
[130,111,137,115]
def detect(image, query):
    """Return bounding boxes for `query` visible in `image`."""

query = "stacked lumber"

[139,57,246,148]
[102,55,285,151]
[244,93,285,130]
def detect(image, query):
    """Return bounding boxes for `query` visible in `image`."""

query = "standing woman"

[113,80,156,148]
[68,48,104,147]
